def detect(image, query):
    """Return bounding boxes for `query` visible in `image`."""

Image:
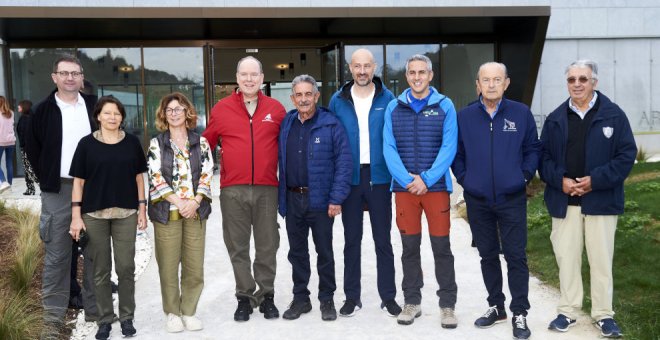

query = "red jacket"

[203,91,285,188]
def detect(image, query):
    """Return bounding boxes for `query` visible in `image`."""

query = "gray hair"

[291,74,319,94]
[405,54,433,73]
[236,56,263,74]
[565,59,599,80]
[477,62,508,79]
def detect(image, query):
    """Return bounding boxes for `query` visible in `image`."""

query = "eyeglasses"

[479,77,504,85]
[53,71,83,79]
[165,107,186,115]
[567,76,591,84]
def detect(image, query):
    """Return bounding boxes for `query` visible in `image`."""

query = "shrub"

[7,209,42,295]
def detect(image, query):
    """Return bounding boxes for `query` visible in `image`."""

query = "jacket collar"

[338,76,385,101]
[397,86,445,107]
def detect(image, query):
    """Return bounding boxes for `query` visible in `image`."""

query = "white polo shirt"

[55,92,92,178]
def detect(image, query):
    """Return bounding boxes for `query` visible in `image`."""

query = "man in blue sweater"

[383,54,458,329]
[329,48,400,318]
[452,62,541,340]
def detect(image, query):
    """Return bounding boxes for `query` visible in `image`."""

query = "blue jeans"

[0,145,15,184]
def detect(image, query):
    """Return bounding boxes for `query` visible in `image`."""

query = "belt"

[287,186,309,194]
[360,164,370,168]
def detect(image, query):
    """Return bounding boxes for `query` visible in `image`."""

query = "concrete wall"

[531,0,660,153]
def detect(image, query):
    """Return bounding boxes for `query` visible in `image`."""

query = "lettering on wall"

[638,111,660,131]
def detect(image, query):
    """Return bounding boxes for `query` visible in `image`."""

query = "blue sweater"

[539,92,637,218]
[383,87,457,193]
[452,97,541,204]
[329,77,394,185]
[278,107,353,216]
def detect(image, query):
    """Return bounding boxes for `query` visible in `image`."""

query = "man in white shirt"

[329,48,401,317]
[26,55,99,339]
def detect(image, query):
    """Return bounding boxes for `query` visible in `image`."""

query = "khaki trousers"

[153,218,206,316]
[550,205,617,320]
[220,185,279,307]
[83,213,137,324]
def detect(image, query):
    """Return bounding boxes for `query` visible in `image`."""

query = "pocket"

[39,213,53,243]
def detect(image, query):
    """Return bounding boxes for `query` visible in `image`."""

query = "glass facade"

[8,42,493,176]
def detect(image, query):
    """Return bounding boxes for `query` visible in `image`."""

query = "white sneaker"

[182,315,203,331]
[166,313,184,333]
[0,182,10,194]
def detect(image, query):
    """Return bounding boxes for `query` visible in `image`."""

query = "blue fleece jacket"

[278,106,353,217]
[383,87,457,193]
[452,97,541,204]
[539,92,637,218]
[329,77,395,185]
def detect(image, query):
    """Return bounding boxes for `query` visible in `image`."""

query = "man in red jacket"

[203,56,286,321]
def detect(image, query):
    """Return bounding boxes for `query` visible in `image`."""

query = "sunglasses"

[566,76,592,84]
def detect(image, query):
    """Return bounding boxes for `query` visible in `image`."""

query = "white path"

[2,176,602,340]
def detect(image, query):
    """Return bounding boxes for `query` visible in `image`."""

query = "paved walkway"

[2,176,602,340]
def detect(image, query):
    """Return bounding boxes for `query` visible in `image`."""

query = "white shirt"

[351,85,375,165]
[56,92,91,178]
[569,91,598,119]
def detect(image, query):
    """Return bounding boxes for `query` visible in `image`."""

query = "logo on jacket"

[315,137,321,144]
[503,119,517,132]
[375,107,385,111]
[603,126,614,139]
[422,109,439,117]
[262,113,274,123]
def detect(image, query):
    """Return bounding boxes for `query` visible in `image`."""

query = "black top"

[285,113,317,188]
[565,98,599,206]
[69,133,147,214]
[16,112,31,147]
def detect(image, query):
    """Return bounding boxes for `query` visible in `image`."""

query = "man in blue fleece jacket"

[452,62,541,340]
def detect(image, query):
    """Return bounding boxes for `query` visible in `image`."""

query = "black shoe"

[23,190,34,195]
[259,295,279,319]
[474,306,507,328]
[95,323,111,340]
[68,294,84,310]
[282,299,312,320]
[111,281,119,294]
[512,314,531,339]
[320,300,337,321]
[381,299,402,317]
[234,297,253,322]
[339,299,362,317]
[120,319,136,337]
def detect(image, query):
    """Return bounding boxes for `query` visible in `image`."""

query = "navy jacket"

[383,87,457,193]
[329,77,394,185]
[539,92,637,218]
[453,97,541,204]
[278,107,353,216]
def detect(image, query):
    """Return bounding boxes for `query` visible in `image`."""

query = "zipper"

[490,120,496,202]
[250,116,254,185]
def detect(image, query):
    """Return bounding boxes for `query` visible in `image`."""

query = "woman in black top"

[69,96,147,340]
[16,99,38,195]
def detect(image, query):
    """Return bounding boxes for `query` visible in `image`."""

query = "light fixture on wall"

[289,62,295,75]
[118,65,134,73]
[276,64,288,80]
[300,53,306,66]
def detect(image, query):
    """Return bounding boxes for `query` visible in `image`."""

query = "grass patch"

[526,162,660,340]
[0,201,44,339]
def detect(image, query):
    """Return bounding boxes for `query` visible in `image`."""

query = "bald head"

[350,48,376,87]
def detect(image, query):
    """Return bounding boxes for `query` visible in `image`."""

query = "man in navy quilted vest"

[383,54,458,329]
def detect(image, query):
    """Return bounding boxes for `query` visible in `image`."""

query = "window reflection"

[441,44,494,110]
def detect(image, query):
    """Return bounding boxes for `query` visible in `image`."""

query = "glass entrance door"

[320,42,343,106]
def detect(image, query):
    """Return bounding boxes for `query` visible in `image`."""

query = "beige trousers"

[550,205,617,321]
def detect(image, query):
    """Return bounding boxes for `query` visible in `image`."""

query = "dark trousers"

[464,190,530,315]
[285,191,336,302]
[70,241,82,297]
[341,167,396,302]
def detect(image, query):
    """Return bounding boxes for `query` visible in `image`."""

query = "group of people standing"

[22,49,634,340]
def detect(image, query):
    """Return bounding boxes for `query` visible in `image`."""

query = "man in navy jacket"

[452,62,540,340]
[540,60,636,338]
[329,48,400,317]
[278,74,352,322]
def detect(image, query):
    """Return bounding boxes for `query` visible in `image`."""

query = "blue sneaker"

[595,318,622,338]
[548,314,577,332]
